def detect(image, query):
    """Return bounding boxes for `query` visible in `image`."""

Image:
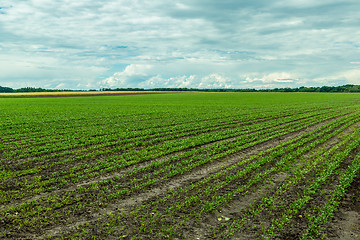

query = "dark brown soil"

[326,176,360,240]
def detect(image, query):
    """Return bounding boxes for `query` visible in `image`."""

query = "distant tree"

[0,86,14,93]
[2,84,360,94]
[349,85,360,92]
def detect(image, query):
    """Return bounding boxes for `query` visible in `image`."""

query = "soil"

[326,176,360,240]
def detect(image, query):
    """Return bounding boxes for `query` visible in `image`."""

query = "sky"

[0,0,360,90]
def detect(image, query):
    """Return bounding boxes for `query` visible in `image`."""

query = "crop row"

[2,107,333,163]
[2,93,360,239]
[215,123,358,238]
[1,110,353,236]
[55,110,360,239]
[0,107,342,204]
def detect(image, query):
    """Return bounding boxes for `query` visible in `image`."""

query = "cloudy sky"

[1,0,360,89]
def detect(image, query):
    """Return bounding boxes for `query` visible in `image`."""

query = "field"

[0,91,165,98]
[1,92,360,239]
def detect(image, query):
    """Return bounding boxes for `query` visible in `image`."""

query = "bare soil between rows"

[326,176,360,240]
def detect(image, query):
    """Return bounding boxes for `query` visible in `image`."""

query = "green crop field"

[1,92,360,239]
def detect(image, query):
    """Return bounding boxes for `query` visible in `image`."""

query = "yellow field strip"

[0,91,174,97]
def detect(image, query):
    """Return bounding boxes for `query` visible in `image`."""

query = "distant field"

[1,92,360,239]
[0,91,166,97]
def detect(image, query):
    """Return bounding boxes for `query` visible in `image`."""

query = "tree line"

[1,85,360,93]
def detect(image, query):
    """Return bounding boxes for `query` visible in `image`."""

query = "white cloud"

[100,64,153,88]
[198,74,232,88]
[100,65,234,89]
[138,75,197,88]
[55,83,65,89]
[244,72,298,84]
[313,69,360,85]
